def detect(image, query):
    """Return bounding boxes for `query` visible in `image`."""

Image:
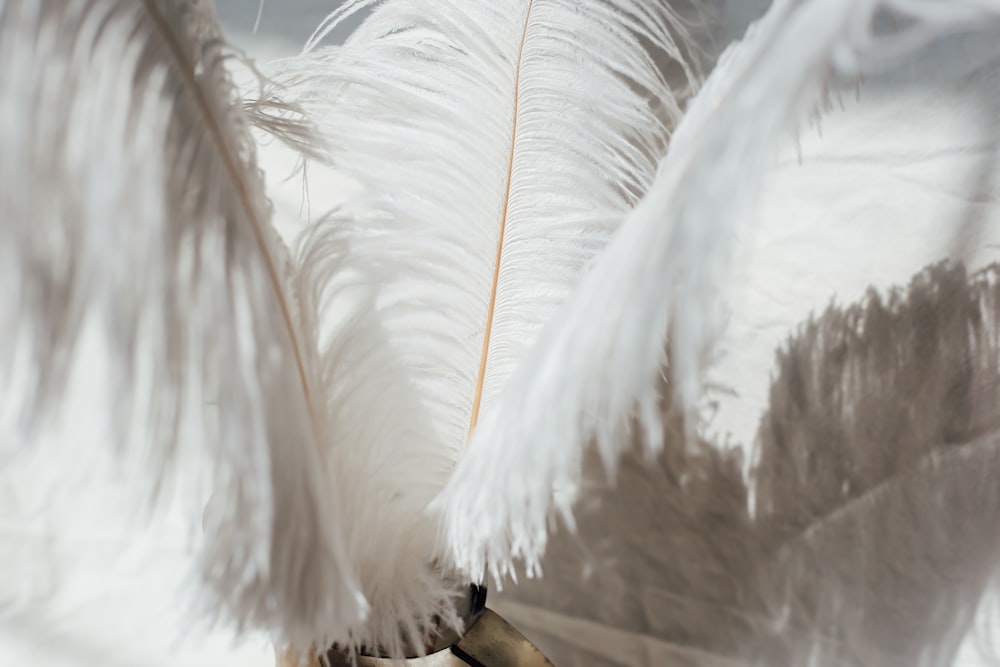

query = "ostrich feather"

[434,0,1000,586]
[260,0,697,655]
[9,0,1000,664]
[0,0,364,649]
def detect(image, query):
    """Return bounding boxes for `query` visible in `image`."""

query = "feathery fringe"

[433,0,1000,586]
[260,0,696,654]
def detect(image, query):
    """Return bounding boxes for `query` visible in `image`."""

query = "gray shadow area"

[216,0,361,53]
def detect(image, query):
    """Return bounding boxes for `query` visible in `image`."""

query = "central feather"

[267,0,693,654]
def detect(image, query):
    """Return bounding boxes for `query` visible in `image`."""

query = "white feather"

[433,0,1000,584]
[264,0,695,654]
[0,0,365,650]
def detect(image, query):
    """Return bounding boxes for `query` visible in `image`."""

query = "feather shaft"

[469,0,536,437]
[143,0,316,414]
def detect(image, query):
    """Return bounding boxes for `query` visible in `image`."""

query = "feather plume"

[434,0,1000,587]
[10,0,1000,663]
[261,0,696,654]
[0,0,364,649]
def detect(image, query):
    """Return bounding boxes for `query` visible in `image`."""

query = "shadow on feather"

[496,261,1000,667]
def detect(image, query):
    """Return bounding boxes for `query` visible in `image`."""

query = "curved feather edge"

[0,0,365,649]
[432,0,1000,584]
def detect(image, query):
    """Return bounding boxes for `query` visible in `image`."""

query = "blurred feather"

[0,0,364,650]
